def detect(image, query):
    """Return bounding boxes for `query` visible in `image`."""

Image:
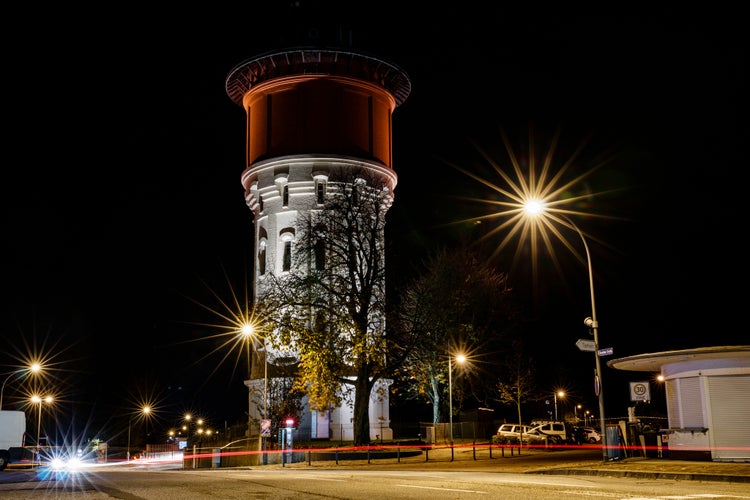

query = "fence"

[421,421,496,444]
[181,440,534,469]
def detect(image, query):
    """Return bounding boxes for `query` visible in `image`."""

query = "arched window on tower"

[351,182,359,205]
[316,180,326,205]
[258,238,267,275]
[283,241,292,271]
[352,177,366,206]
[280,229,295,273]
[282,184,289,207]
[313,171,328,206]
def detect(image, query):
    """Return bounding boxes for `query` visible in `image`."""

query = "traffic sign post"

[629,381,651,402]
[576,339,596,352]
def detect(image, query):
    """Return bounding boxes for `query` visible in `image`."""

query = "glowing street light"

[1,362,42,411]
[241,323,268,421]
[127,406,151,461]
[30,393,53,460]
[448,352,466,451]
[523,201,608,461]
[553,390,565,421]
[183,413,193,436]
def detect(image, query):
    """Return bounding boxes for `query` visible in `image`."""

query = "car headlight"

[50,457,68,471]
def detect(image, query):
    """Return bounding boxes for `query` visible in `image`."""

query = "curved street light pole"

[1,363,42,411]
[563,215,608,462]
[0,371,21,411]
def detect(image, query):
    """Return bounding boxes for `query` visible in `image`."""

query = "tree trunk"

[352,365,374,446]
[431,377,440,424]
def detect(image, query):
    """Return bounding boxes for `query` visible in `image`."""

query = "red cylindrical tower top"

[225,49,410,169]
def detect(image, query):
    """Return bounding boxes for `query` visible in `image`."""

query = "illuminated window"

[352,178,366,205]
[280,229,295,272]
[283,241,292,271]
[258,239,267,275]
[316,180,326,205]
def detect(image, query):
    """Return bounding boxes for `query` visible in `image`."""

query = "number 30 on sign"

[629,381,651,402]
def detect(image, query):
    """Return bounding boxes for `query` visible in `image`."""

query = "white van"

[529,420,571,444]
[0,410,31,470]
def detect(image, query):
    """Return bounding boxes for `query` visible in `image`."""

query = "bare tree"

[393,246,516,424]
[496,338,537,429]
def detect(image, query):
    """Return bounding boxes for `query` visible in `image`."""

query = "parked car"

[571,426,588,444]
[529,421,571,444]
[516,428,549,445]
[494,424,549,445]
[496,423,531,439]
[581,426,601,443]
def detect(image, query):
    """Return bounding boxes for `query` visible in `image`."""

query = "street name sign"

[597,347,614,356]
[576,339,596,352]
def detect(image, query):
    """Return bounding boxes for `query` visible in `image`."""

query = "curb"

[535,468,750,483]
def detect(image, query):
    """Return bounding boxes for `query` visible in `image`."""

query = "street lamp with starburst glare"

[446,127,620,462]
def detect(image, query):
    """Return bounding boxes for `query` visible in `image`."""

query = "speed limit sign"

[629,381,651,402]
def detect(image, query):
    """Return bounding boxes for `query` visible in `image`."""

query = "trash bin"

[605,425,623,460]
[425,427,435,444]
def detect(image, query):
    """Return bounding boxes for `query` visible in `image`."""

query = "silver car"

[495,424,549,445]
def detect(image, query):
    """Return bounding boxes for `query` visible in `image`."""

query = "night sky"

[2,4,745,439]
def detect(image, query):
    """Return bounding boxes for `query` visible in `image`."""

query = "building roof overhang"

[607,345,750,372]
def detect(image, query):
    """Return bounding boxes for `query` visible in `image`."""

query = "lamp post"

[241,322,268,461]
[448,353,466,449]
[32,395,53,444]
[553,390,565,421]
[241,324,268,414]
[566,216,608,461]
[523,202,608,461]
[264,350,268,420]
[261,338,269,465]
[127,406,151,461]
[30,394,53,464]
[1,363,42,411]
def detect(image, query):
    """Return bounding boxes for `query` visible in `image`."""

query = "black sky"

[2,4,746,436]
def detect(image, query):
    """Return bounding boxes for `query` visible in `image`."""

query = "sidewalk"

[536,455,750,483]
[279,444,750,483]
